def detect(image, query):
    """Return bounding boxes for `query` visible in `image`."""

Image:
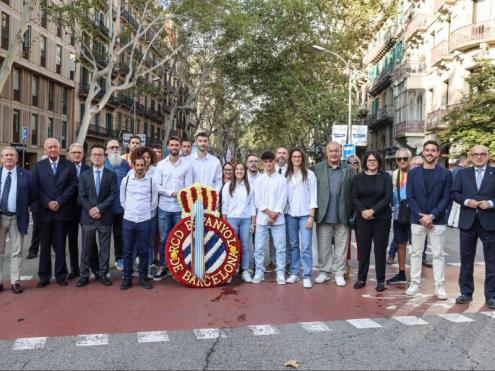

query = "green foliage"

[439,59,495,159]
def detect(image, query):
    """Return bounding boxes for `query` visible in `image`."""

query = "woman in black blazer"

[351,151,393,292]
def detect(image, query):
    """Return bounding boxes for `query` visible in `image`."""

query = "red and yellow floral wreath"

[177,183,220,217]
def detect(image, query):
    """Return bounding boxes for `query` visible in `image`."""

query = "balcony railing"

[117,94,134,108]
[450,20,495,52]
[366,105,394,127]
[369,63,394,96]
[369,24,399,64]
[87,124,112,138]
[393,61,426,81]
[426,105,461,131]
[404,13,428,42]
[431,41,451,66]
[394,120,425,138]
[121,9,139,30]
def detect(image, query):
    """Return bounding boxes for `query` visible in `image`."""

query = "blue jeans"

[227,217,251,271]
[158,209,182,267]
[123,219,151,279]
[286,215,313,278]
[254,224,286,276]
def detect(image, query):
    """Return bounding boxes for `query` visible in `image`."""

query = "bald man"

[452,145,495,308]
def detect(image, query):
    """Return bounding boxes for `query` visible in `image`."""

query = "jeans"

[286,215,313,278]
[227,217,251,271]
[410,224,446,286]
[123,219,151,279]
[254,224,286,276]
[158,209,182,267]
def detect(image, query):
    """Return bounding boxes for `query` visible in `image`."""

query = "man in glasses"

[452,145,495,308]
[104,140,130,271]
[386,148,412,285]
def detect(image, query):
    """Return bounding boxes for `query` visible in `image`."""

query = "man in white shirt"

[190,132,222,193]
[246,154,261,184]
[253,150,288,285]
[120,157,158,290]
[181,138,193,158]
[153,136,192,280]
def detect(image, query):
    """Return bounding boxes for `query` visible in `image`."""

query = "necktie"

[278,168,282,174]
[0,171,12,212]
[476,168,483,190]
[95,170,101,198]
[77,164,81,179]
[51,162,57,175]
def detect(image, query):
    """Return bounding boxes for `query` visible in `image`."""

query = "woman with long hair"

[221,162,256,283]
[285,148,317,288]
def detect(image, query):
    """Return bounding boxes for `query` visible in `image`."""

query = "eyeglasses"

[107,146,119,150]
[347,161,359,165]
[396,157,409,162]
[472,153,488,158]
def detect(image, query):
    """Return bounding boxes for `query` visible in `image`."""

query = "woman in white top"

[285,148,317,288]
[222,163,256,282]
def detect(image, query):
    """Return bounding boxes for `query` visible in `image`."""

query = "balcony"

[426,108,449,131]
[117,94,134,108]
[393,61,426,81]
[369,63,394,96]
[369,24,399,64]
[146,109,164,122]
[450,20,495,52]
[87,124,112,139]
[434,0,457,14]
[404,14,428,43]
[394,119,425,138]
[365,105,394,128]
[121,9,139,30]
[431,41,452,66]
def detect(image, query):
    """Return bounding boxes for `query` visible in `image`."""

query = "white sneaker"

[435,285,448,300]
[303,278,312,289]
[335,275,346,287]
[315,272,330,284]
[286,274,299,284]
[276,273,286,285]
[242,271,252,283]
[252,274,264,284]
[405,283,420,296]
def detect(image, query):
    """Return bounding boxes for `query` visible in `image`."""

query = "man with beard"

[122,136,141,169]
[275,147,289,175]
[246,154,261,184]
[190,132,222,193]
[104,140,130,271]
[181,138,192,158]
[152,136,192,280]
[406,140,452,299]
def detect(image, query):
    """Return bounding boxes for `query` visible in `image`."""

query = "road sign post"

[21,127,28,169]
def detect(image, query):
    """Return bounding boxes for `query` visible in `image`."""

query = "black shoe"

[37,280,49,288]
[76,277,90,287]
[120,277,132,290]
[57,279,68,287]
[0,283,3,292]
[353,280,366,289]
[99,276,112,286]
[386,274,407,285]
[94,273,100,281]
[139,278,153,289]
[376,282,386,292]
[11,283,23,294]
[456,294,473,304]
[486,298,495,309]
[67,272,80,280]
[26,251,38,259]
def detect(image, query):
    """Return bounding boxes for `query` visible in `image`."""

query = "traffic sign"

[342,143,356,160]
[22,127,28,142]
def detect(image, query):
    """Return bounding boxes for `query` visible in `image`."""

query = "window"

[80,104,85,122]
[13,68,20,101]
[48,82,54,111]
[441,80,449,107]
[106,113,113,133]
[13,109,20,142]
[69,53,76,80]
[474,0,492,23]
[1,12,9,50]
[117,112,122,129]
[57,22,62,38]
[56,45,62,74]
[61,121,67,148]
[94,112,100,126]
[62,88,68,114]
[40,36,47,67]
[30,114,38,145]
[31,75,38,106]
[41,0,47,28]
[47,118,53,138]
[144,122,148,136]
[22,26,31,59]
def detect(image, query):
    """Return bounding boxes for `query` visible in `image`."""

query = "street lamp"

[312,44,353,145]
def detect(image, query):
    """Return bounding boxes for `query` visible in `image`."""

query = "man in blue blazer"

[452,145,495,308]
[32,138,78,287]
[406,140,452,299]
[0,147,35,294]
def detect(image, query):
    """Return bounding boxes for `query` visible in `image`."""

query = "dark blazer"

[407,165,453,225]
[32,157,78,222]
[69,162,91,221]
[78,167,118,225]
[452,166,495,231]
[351,171,393,221]
[0,167,35,234]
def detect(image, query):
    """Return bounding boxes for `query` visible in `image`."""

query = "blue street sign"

[342,143,356,160]
[22,127,28,142]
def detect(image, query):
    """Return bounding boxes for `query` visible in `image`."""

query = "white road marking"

[299,321,331,332]
[76,334,109,346]
[438,313,474,323]
[248,324,280,336]
[137,331,169,343]
[12,337,46,351]
[193,328,226,340]
[386,305,397,310]
[475,262,485,266]
[20,275,33,281]
[447,262,461,267]
[394,316,429,326]
[481,311,495,318]
[347,318,382,329]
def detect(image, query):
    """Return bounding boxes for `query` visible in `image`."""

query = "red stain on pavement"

[0,265,492,340]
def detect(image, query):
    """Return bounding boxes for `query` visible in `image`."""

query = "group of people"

[0,135,493,308]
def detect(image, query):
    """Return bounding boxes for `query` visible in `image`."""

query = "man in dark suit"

[452,145,495,308]
[0,147,35,294]
[32,138,77,287]
[406,140,452,300]
[67,142,91,279]
[77,145,117,287]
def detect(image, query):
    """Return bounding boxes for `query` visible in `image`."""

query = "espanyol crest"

[165,183,241,288]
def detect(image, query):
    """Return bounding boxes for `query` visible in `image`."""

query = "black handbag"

[396,170,410,225]
[348,211,358,229]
